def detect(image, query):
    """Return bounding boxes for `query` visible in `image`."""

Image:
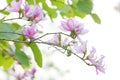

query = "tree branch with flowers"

[0,0,105,79]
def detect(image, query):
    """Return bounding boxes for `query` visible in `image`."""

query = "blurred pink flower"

[61,18,88,36]
[6,0,22,12]
[50,34,67,46]
[87,48,105,74]
[23,26,37,40]
[95,55,105,74]
[74,41,87,54]
[24,3,44,23]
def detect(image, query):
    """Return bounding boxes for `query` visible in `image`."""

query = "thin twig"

[0,31,23,36]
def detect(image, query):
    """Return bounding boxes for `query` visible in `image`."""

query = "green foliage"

[1,11,10,15]
[26,0,42,5]
[29,43,42,67]
[14,42,22,50]
[6,0,12,4]
[0,54,14,70]
[76,0,93,14]
[15,50,29,66]
[67,49,72,57]
[0,23,20,39]
[90,13,101,24]
[51,0,65,8]
[3,57,14,70]
[42,2,57,19]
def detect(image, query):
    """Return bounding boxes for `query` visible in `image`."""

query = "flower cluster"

[24,3,44,23]
[6,0,22,12]
[87,47,105,74]
[8,65,37,80]
[23,26,37,40]
[60,18,88,38]
[6,0,44,40]
[48,18,105,74]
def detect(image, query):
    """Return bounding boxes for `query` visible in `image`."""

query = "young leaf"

[3,57,14,70]
[67,49,72,57]
[6,0,12,4]
[0,23,20,39]
[90,13,101,24]
[29,43,42,67]
[76,0,93,14]
[15,50,29,66]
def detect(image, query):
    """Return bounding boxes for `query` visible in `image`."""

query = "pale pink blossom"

[50,34,67,46]
[88,47,96,59]
[24,68,36,77]
[6,0,22,12]
[24,3,44,23]
[87,48,105,74]
[95,55,105,74]
[23,26,37,40]
[61,18,88,36]
[74,41,87,54]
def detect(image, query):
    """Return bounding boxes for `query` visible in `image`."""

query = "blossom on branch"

[24,3,44,23]
[87,47,105,74]
[74,41,87,54]
[23,26,37,40]
[49,34,67,46]
[60,18,88,38]
[6,0,22,12]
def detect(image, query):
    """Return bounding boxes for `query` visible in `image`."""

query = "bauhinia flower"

[87,47,105,74]
[60,18,88,38]
[6,0,22,12]
[49,34,67,46]
[74,41,87,54]
[24,3,44,23]
[24,68,36,77]
[23,26,37,40]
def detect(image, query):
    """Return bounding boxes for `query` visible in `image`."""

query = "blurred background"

[1,0,120,80]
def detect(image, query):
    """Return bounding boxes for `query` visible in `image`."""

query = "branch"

[0,31,23,36]
[33,32,70,41]
[3,17,23,21]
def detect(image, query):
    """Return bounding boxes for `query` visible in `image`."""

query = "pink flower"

[74,41,87,54]
[61,18,88,36]
[6,0,22,12]
[87,48,105,74]
[24,3,44,23]
[50,34,67,46]
[95,55,105,74]
[23,26,37,40]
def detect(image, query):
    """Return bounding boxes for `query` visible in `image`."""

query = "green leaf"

[0,55,4,66]
[90,13,101,24]
[26,0,43,5]
[1,11,10,15]
[76,0,93,14]
[29,43,42,67]
[26,0,34,4]
[60,5,74,17]
[67,49,72,57]
[42,2,57,18]
[15,50,29,66]
[11,23,21,30]
[0,23,20,39]
[3,57,14,70]
[14,42,22,50]
[51,0,65,8]
[6,0,12,4]
[0,55,14,70]
[72,0,79,4]
[72,6,86,18]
